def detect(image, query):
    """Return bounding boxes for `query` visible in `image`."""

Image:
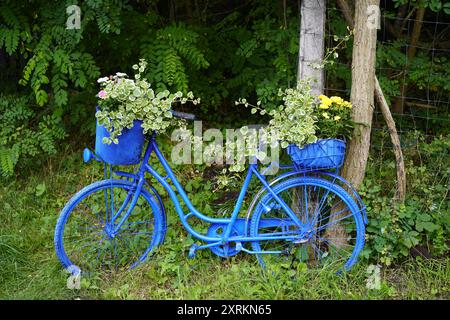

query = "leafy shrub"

[238,82,318,148]
[141,23,210,94]
[0,94,66,176]
[360,133,449,265]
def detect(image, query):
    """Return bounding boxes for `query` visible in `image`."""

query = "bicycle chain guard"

[206,222,246,258]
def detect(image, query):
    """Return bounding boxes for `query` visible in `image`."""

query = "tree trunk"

[336,0,354,27]
[324,0,378,245]
[336,0,406,203]
[297,0,326,94]
[340,0,379,190]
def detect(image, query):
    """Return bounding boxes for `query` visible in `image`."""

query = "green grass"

[0,150,448,300]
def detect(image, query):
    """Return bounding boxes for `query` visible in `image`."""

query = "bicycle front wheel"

[250,177,365,273]
[54,179,166,275]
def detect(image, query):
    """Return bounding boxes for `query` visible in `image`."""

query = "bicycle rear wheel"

[54,179,166,275]
[250,177,365,273]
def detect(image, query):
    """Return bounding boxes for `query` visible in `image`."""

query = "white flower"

[97,77,109,83]
[116,72,128,77]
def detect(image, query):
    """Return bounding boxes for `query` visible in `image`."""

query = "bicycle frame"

[108,134,308,249]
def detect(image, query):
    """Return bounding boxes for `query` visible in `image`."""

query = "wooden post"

[336,0,406,202]
[298,0,326,94]
[324,0,379,245]
[340,0,379,190]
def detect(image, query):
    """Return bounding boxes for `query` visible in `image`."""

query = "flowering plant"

[237,81,318,149]
[221,82,318,172]
[314,94,354,140]
[95,59,198,144]
[229,84,354,172]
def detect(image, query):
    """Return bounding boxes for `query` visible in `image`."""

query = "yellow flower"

[318,94,332,106]
[342,101,352,108]
[319,103,329,109]
[322,112,330,119]
[330,96,344,105]
[334,116,341,121]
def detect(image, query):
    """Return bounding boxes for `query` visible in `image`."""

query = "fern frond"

[0,147,16,177]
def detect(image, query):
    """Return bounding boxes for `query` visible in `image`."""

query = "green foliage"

[315,95,354,139]
[0,0,139,111]
[0,1,106,108]
[227,8,299,109]
[0,146,16,177]
[0,95,66,176]
[231,85,354,173]
[141,23,210,93]
[0,0,448,131]
[361,133,449,265]
[230,83,318,171]
[96,59,199,144]
[0,0,134,170]
[376,41,450,100]
[393,0,450,12]
[326,1,450,112]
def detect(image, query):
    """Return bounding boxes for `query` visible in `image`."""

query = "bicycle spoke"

[251,178,364,273]
[316,212,354,232]
[57,181,161,275]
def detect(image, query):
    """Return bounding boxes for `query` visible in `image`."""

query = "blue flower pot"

[95,120,145,165]
[287,139,346,169]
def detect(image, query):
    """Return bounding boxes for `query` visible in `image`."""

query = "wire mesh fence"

[322,1,449,196]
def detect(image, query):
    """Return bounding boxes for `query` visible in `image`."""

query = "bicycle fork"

[102,176,146,239]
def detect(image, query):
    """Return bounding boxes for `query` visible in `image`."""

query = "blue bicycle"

[54,111,367,275]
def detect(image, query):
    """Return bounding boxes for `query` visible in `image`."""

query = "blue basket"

[95,120,145,165]
[287,139,346,169]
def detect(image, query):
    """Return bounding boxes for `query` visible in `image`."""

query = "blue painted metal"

[83,148,93,163]
[206,220,246,257]
[258,169,368,226]
[54,179,166,273]
[95,120,145,165]
[317,171,368,225]
[83,148,103,163]
[188,244,199,259]
[287,138,346,169]
[250,176,365,272]
[251,168,303,228]
[55,129,367,274]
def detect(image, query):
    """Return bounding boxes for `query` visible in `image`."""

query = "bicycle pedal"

[188,244,199,259]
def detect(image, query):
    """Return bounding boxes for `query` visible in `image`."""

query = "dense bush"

[1,0,449,173]
[0,94,65,176]
[361,133,449,265]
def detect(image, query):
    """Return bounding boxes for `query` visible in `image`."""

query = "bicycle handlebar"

[171,110,196,120]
